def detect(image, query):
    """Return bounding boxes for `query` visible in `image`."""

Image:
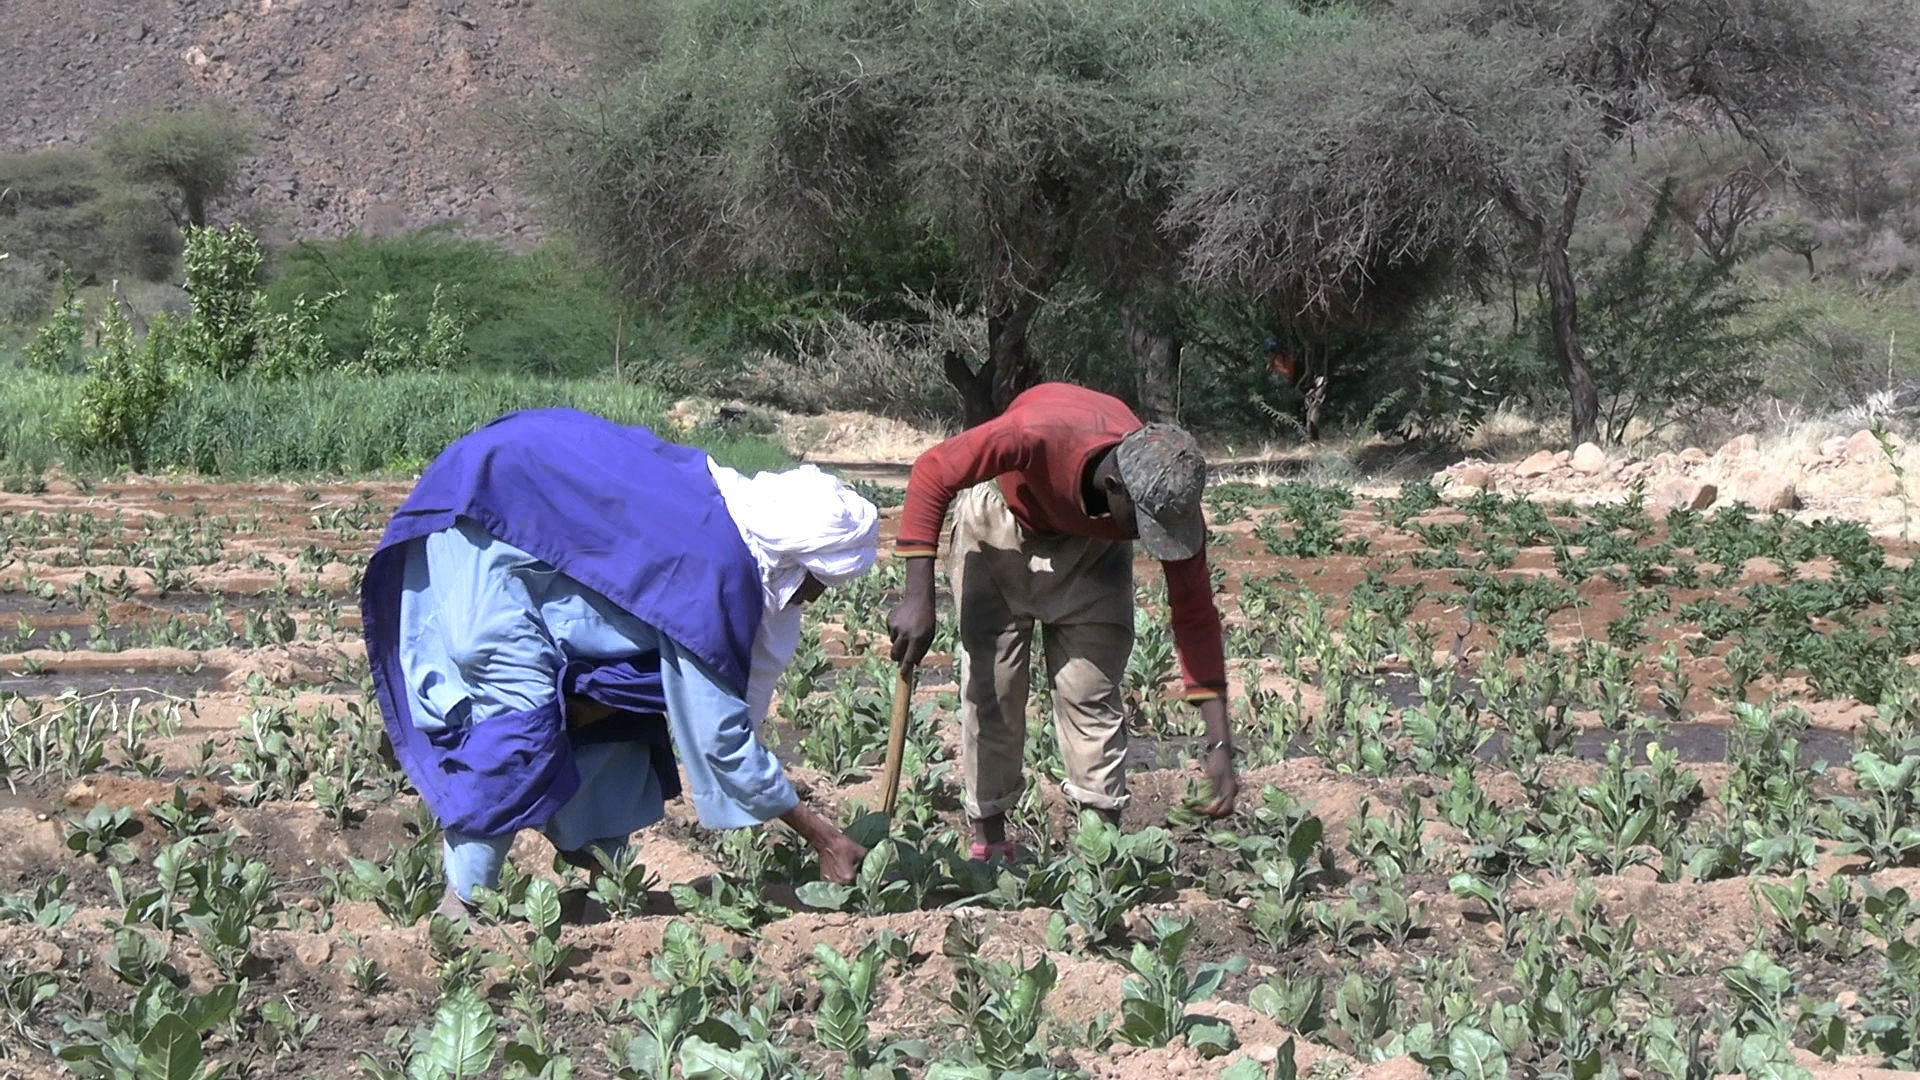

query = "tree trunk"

[1122,300,1181,422]
[1540,238,1599,445]
[944,297,1046,428]
[185,189,208,230]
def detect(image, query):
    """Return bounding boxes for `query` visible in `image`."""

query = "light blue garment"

[398,520,799,900]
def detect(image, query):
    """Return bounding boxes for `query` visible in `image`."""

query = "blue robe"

[360,408,766,838]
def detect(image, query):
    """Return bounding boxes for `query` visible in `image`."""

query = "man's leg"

[1031,532,1136,826]
[440,829,515,919]
[1043,618,1134,824]
[951,486,1036,853]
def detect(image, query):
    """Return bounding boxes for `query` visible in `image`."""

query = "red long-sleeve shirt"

[898,383,1226,699]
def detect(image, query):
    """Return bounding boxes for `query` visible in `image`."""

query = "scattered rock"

[1654,479,1718,511]
[1515,450,1558,477]
[1848,429,1887,462]
[1737,471,1801,512]
[1449,464,1491,491]
[1679,446,1710,465]
[608,969,632,986]
[294,938,332,966]
[1718,433,1759,459]
[1553,449,1571,465]
[28,941,61,970]
[1570,442,1607,474]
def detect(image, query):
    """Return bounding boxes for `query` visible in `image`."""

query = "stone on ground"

[1571,442,1607,474]
[1718,433,1759,459]
[1737,470,1800,512]
[1515,450,1557,477]
[1654,478,1718,511]
[1848,429,1888,462]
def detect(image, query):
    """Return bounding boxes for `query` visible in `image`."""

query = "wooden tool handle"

[880,663,916,815]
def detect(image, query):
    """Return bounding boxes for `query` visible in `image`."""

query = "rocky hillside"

[2,0,577,245]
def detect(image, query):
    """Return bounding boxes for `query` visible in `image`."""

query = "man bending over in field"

[361,408,875,920]
[886,383,1239,863]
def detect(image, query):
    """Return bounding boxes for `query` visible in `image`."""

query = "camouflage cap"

[1114,423,1207,562]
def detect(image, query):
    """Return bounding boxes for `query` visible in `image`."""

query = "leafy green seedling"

[65,803,144,863]
[1114,916,1244,1057]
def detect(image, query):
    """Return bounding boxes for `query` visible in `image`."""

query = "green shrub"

[178,223,263,378]
[0,148,179,293]
[59,306,183,470]
[22,269,86,373]
[1574,190,1789,443]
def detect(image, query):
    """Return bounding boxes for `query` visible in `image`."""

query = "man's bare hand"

[779,801,868,885]
[887,556,939,666]
[1193,696,1239,818]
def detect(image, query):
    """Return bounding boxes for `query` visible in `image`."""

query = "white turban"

[707,460,880,723]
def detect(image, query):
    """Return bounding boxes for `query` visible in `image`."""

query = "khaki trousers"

[947,482,1135,818]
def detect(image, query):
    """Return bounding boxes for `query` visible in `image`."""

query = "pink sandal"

[968,840,1018,864]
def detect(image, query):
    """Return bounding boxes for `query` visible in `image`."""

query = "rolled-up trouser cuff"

[1061,781,1131,812]
[964,786,1027,821]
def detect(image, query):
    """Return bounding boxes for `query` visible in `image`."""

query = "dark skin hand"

[569,572,866,883]
[887,450,1238,820]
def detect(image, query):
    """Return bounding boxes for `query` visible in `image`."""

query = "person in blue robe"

[359,407,879,918]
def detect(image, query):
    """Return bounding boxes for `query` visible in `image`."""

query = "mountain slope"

[2,0,577,245]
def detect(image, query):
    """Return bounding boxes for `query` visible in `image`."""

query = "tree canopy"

[529,0,1915,439]
[1174,0,1909,441]
[98,104,255,230]
[528,0,1347,424]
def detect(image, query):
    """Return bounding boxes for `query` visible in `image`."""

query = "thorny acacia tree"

[97,105,255,230]
[526,0,1341,426]
[1174,0,1907,444]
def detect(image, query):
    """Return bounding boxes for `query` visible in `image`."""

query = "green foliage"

[0,148,179,303]
[358,983,498,1080]
[22,268,85,372]
[259,230,641,379]
[96,106,254,228]
[1025,810,1177,944]
[54,975,239,1080]
[178,224,262,379]
[0,366,791,477]
[60,305,182,470]
[1575,184,1787,442]
[1113,916,1242,1056]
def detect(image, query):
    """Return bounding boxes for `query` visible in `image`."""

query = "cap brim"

[1136,505,1205,562]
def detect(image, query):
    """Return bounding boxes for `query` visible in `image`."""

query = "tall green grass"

[0,369,792,479]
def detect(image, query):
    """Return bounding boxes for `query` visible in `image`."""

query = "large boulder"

[1654,478,1718,511]
[1515,450,1558,478]
[1737,470,1800,512]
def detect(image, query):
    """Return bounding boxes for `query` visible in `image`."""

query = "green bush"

[59,306,183,470]
[1574,184,1790,443]
[259,230,639,378]
[0,148,179,297]
[22,269,86,373]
